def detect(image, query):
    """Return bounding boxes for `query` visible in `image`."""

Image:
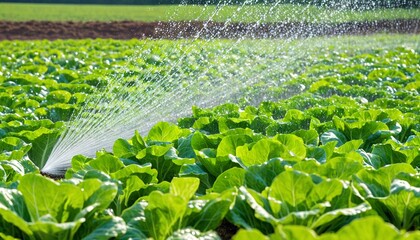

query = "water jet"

[39,1,420,177]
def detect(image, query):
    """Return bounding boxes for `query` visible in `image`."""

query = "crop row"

[0,35,419,239]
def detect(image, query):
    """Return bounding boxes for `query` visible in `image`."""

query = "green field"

[1,3,419,22]
[1,34,420,239]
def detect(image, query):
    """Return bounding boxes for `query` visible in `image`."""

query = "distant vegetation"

[0,0,418,8]
[1,3,419,22]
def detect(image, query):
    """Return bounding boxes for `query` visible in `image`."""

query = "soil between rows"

[0,19,419,40]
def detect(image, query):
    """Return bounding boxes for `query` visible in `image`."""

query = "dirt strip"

[0,19,419,40]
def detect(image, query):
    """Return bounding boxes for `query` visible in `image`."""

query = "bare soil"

[0,19,419,40]
[217,219,239,240]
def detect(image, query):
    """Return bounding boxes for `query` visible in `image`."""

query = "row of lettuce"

[0,37,419,239]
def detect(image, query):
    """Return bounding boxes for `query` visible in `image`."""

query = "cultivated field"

[0,2,419,239]
[1,34,420,239]
[1,3,419,22]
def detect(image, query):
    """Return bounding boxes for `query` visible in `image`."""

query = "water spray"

[40,1,419,177]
